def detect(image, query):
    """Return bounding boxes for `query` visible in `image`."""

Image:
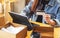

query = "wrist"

[47,19,56,26]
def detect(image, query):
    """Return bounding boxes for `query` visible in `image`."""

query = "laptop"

[9,12,33,31]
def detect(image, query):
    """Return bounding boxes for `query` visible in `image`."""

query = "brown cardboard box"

[0,24,27,38]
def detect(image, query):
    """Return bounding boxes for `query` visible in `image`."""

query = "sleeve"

[48,0,55,6]
[53,8,60,26]
[20,0,34,17]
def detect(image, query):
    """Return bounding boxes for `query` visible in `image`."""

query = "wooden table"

[26,21,60,38]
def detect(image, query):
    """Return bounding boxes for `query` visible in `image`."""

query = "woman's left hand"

[43,14,56,26]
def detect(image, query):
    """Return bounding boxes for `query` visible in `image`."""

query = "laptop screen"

[9,12,33,31]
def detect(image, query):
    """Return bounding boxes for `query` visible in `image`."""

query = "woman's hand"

[43,14,56,26]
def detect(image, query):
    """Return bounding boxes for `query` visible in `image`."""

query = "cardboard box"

[0,24,27,38]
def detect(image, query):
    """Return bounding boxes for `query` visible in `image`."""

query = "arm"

[53,8,60,26]
[20,0,39,19]
[44,8,60,26]
[20,0,34,17]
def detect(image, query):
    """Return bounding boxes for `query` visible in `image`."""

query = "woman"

[20,0,60,26]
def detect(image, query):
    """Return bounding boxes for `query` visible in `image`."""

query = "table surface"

[29,20,52,27]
